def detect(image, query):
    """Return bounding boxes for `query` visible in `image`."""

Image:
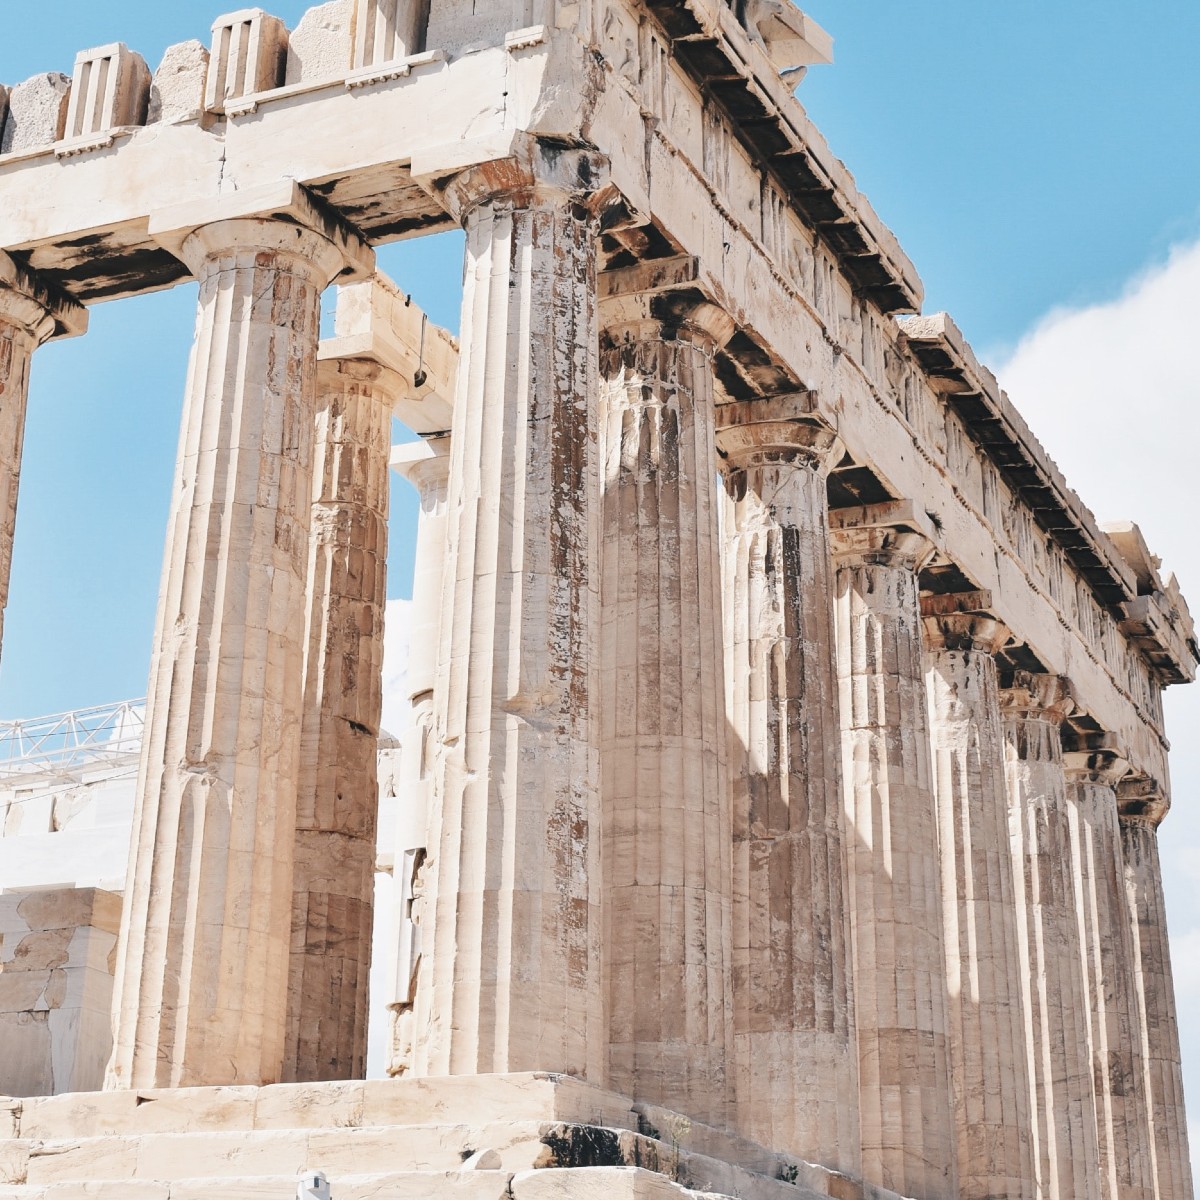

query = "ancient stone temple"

[0,2,1194,1198]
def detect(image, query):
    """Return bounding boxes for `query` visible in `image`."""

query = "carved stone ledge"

[998,671,1076,725]
[715,395,843,475]
[1062,731,1130,788]
[0,250,88,342]
[1116,774,1171,827]
[829,500,939,573]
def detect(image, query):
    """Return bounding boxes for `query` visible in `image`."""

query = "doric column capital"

[317,355,406,396]
[148,179,375,287]
[1116,774,1171,827]
[392,435,451,495]
[0,250,88,343]
[920,591,1010,655]
[434,138,613,225]
[830,501,938,573]
[998,670,1075,723]
[715,395,844,475]
[1062,731,1130,787]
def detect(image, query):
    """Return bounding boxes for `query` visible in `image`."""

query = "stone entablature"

[0,3,1194,1199]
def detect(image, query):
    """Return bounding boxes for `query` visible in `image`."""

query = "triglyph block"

[62,43,151,149]
[352,0,429,69]
[205,8,289,113]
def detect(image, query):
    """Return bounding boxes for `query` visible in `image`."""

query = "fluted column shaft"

[830,525,954,1196]
[412,148,609,1081]
[1066,749,1157,1200]
[925,611,1035,1199]
[283,357,394,1082]
[108,218,351,1089]
[718,404,858,1170]
[0,255,82,665]
[388,437,451,1077]
[1001,674,1101,1199]
[1118,784,1195,1200]
[597,310,733,1127]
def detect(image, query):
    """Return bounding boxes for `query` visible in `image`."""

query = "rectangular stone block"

[62,44,151,146]
[206,8,288,113]
[351,0,428,69]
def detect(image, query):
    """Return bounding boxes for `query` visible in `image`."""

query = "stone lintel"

[998,670,1076,724]
[148,179,375,282]
[0,249,88,341]
[321,276,457,435]
[1116,774,1171,827]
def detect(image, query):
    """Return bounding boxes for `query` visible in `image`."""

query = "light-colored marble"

[718,401,859,1174]
[107,209,372,1090]
[1001,673,1102,1200]
[831,517,955,1198]
[925,605,1036,1199]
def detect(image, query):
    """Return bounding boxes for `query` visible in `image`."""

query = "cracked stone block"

[148,40,210,124]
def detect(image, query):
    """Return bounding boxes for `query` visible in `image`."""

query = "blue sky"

[2,0,1197,1163]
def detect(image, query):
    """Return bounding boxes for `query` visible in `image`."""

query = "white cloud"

[996,242,1200,1182]
[998,239,1200,593]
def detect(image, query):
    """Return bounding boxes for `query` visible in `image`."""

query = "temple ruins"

[0,2,1195,1198]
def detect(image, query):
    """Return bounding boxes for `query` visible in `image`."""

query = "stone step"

[0,1167,514,1200]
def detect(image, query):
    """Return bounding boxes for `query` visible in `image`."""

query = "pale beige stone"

[352,0,431,69]
[107,213,372,1091]
[1117,782,1195,1200]
[285,2,354,84]
[147,42,211,125]
[206,8,289,112]
[829,519,955,1198]
[62,44,150,146]
[925,606,1036,1199]
[598,309,733,1129]
[1065,742,1157,1200]
[718,402,859,1175]
[283,354,394,1083]
[0,74,70,156]
[1001,673,1102,1200]
[411,145,609,1082]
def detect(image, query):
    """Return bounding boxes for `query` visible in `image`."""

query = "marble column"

[411,145,609,1082]
[1118,778,1195,1200]
[596,306,734,1127]
[283,356,396,1082]
[1066,740,1157,1200]
[1001,672,1102,1200]
[0,253,86,665]
[717,401,859,1170]
[830,521,955,1197]
[107,215,369,1089]
[925,605,1036,1199]
[388,436,451,1077]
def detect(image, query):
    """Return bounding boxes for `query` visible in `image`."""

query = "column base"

[0,1074,901,1200]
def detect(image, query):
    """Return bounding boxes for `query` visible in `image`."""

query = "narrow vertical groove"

[283,358,393,1082]
[719,409,858,1172]
[1001,677,1103,1199]
[412,157,606,1083]
[600,319,731,1128]
[926,618,1036,1198]
[107,220,347,1089]
[829,526,955,1197]
[1119,810,1195,1200]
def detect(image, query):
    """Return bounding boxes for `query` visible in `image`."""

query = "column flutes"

[108,212,371,1089]
[925,603,1036,1199]
[1001,672,1101,1199]
[1065,740,1157,1200]
[1118,778,1195,1200]
[283,356,395,1082]
[412,144,609,1081]
[719,401,859,1170]
[830,517,955,1197]
[597,306,734,1127]
[0,253,86,665]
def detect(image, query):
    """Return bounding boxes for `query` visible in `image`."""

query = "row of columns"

[0,144,1190,1200]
